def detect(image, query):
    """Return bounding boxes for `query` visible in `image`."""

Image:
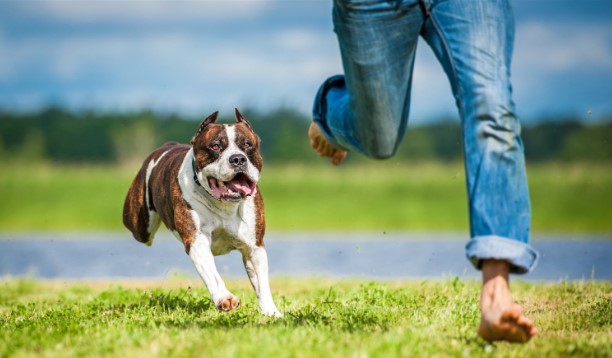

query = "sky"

[1,0,611,124]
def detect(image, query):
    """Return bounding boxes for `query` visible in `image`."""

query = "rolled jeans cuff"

[312,74,349,150]
[465,235,539,274]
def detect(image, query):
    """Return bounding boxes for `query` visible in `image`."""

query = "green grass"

[1,278,610,357]
[0,162,610,233]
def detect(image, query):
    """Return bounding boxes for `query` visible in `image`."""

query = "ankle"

[482,259,510,284]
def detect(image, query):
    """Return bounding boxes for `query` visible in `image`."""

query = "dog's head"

[191,109,263,202]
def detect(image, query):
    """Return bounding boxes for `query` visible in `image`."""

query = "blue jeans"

[313,0,539,274]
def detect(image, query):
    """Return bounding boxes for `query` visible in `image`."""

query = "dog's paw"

[216,295,240,312]
[260,305,283,318]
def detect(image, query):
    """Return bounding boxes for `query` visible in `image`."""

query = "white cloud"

[24,0,271,24]
[0,32,11,78]
[0,24,344,114]
[0,20,459,119]
[515,22,612,72]
[274,28,324,50]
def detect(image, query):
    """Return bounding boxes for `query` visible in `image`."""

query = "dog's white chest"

[185,193,258,256]
[209,229,244,255]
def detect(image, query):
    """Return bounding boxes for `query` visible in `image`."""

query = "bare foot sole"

[478,270,538,343]
[308,122,347,165]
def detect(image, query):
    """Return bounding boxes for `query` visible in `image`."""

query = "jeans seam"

[428,14,463,118]
[428,13,482,219]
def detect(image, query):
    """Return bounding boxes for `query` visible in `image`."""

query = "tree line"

[0,107,610,164]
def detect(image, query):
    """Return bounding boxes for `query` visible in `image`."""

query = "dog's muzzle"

[207,172,256,200]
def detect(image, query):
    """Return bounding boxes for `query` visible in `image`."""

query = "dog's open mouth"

[208,173,256,200]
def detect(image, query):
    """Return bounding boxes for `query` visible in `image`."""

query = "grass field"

[0,162,610,233]
[1,278,610,357]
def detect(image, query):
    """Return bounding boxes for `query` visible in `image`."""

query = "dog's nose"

[229,154,247,168]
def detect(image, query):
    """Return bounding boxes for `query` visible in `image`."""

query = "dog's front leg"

[189,234,240,311]
[242,246,282,317]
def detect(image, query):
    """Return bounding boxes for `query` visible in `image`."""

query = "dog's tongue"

[225,176,252,196]
[208,176,255,198]
[209,179,226,198]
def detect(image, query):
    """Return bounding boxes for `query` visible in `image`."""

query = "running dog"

[123,109,281,316]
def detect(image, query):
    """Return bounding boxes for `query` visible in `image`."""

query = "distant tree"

[394,121,462,162]
[561,122,612,162]
[17,128,46,161]
[0,107,610,164]
[521,120,584,162]
[111,114,157,165]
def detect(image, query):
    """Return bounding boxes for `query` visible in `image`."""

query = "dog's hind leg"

[123,166,150,244]
[124,149,172,246]
[123,164,160,246]
[144,211,161,246]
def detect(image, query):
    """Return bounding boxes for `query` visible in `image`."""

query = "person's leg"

[311,0,424,162]
[420,0,538,342]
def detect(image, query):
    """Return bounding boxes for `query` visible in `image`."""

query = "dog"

[123,109,281,317]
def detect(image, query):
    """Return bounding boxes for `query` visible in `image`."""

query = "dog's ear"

[234,108,254,133]
[191,111,219,145]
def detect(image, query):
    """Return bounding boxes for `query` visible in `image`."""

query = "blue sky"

[1,0,611,124]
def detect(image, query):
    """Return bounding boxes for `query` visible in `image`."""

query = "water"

[0,232,610,281]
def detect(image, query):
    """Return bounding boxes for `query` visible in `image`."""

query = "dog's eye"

[210,143,221,151]
[244,141,253,150]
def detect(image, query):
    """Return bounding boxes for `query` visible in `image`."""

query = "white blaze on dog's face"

[191,110,263,201]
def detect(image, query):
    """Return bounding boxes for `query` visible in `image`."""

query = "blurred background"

[0,0,610,280]
[2,1,612,122]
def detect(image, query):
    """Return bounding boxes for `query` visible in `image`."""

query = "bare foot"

[308,122,347,165]
[478,260,538,343]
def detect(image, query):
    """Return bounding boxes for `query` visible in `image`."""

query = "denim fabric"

[313,0,539,274]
